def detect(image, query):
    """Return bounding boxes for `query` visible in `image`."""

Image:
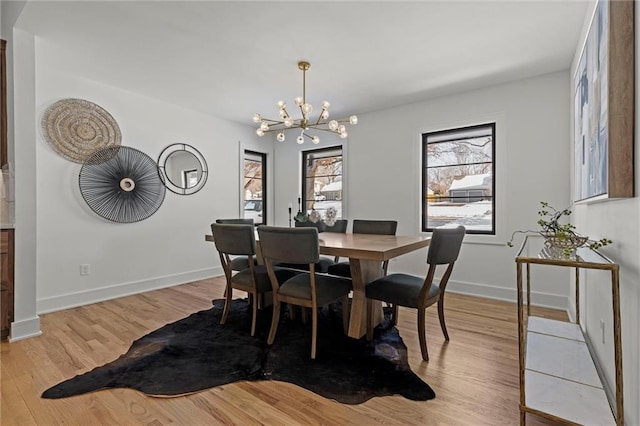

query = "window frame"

[301,145,343,218]
[421,122,496,235]
[243,150,267,226]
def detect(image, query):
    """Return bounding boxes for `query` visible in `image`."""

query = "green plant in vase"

[507,201,612,257]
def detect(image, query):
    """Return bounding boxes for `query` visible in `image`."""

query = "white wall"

[20,39,262,318]
[275,71,572,309]
[569,2,639,424]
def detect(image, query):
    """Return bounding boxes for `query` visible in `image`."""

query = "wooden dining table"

[205,231,431,339]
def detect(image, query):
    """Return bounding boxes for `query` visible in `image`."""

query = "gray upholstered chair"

[323,219,348,233]
[323,219,348,262]
[258,225,352,359]
[214,218,256,271]
[211,223,295,336]
[365,225,465,361]
[216,218,255,225]
[327,219,398,277]
[280,219,349,272]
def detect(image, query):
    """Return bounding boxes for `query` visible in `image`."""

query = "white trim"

[447,279,569,311]
[416,111,508,245]
[36,267,222,314]
[9,316,42,342]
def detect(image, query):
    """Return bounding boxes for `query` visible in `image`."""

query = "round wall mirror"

[157,143,208,195]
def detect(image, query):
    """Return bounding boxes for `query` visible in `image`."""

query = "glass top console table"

[515,235,623,425]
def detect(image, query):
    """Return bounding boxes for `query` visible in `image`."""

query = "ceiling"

[16,1,590,126]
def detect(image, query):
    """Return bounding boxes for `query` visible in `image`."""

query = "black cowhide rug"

[42,299,435,404]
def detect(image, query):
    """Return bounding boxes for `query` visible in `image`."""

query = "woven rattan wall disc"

[42,98,122,163]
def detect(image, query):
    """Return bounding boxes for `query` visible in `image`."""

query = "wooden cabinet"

[1,228,14,339]
[515,236,623,425]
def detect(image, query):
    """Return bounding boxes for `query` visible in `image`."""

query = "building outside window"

[422,123,495,234]
[243,150,266,225]
[301,146,343,219]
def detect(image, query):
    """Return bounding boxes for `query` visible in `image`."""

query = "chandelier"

[253,61,358,144]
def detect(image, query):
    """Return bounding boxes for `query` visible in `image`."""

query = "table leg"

[348,258,384,338]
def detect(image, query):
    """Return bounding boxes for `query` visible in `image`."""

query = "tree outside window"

[422,123,495,234]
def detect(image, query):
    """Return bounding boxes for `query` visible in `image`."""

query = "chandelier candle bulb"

[253,60,358,144]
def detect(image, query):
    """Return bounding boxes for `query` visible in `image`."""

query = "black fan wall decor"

[79,146,166,223]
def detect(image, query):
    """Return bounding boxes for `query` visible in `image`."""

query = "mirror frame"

[157,143,208,195]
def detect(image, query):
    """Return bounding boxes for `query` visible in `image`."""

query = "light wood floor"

[1,277,566,425]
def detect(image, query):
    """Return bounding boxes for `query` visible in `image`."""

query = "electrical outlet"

[80,264,90,276]
[600,319,605,344]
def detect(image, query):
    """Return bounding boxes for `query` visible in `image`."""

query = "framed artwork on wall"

[573,0,634,203]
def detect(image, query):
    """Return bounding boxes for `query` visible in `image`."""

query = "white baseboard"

[36,267,223,314]
[447,279,569,311]
[33,271,567,319]
[9,315,42,342]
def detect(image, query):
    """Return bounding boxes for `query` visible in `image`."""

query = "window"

[243,150,266,225]
[422,123,495,234]
[183,169,198,188]
[301,146,343,219]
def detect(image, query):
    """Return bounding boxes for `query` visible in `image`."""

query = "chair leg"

[311,305,318,359]
[300,307,308,325]
[438,298,450,341]
[288,304,296,320]
[250,291,258,336]
[267,300,281,345]
[366,299,374,341]
[392,304,399,326]
[220,286,233,325]
[418,308,429,361]
[341,295,350,335]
